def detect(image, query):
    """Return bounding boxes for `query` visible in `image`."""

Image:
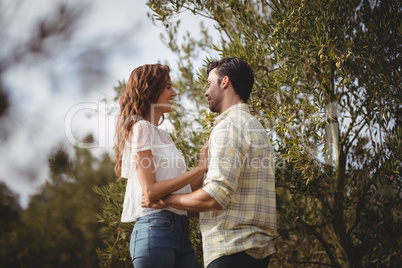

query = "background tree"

[0,135,116,267]
[266,1,401,267]
[0,182,21,267]
[98,0,401,267]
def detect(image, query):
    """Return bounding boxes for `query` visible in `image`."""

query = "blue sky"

[0,0,216,207]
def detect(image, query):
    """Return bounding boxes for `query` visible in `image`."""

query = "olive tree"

[97,0,401,267]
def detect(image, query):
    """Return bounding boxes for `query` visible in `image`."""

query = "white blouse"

[120,120,191,222]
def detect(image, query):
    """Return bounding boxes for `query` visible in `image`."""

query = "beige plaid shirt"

[200,103,277,267]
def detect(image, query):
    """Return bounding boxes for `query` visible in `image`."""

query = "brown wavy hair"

[114,64,170,175]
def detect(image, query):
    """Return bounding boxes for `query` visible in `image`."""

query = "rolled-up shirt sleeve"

[202,120,244,208]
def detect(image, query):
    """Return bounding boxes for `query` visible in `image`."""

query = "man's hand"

[141,195,166,209]
[198,140,209,172]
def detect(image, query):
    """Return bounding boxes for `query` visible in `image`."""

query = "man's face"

[205,68,223,113]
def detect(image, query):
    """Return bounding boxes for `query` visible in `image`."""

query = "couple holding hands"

[115,58,276,268]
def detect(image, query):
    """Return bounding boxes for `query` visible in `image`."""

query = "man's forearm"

[164,189,222,212]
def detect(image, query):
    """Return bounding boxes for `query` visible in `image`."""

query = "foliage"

[0,136,116,267]
[267,1,402,267]
[95,179,133,268]
[0,182,21,267]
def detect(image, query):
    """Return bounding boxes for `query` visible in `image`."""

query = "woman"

[114,64,206,268]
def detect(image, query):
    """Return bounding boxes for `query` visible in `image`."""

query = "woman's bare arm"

[136,144,207,201]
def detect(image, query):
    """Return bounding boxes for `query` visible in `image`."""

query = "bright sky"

[0,0,217,207]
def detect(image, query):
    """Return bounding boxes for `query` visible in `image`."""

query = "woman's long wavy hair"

[114,64,170,175]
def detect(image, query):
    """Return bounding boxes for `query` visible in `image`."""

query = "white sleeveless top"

[120,120,191,222]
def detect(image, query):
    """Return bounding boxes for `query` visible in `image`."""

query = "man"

[142,58,277,268]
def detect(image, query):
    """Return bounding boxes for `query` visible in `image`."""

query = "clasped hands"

[141,195,166,209]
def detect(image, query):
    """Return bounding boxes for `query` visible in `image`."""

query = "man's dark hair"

[207,58,254,102]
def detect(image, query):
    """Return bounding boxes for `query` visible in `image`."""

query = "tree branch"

[297,218,342,268]
[344,119,367,154]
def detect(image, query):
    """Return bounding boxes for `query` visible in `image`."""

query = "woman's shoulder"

[132,120,171,141]
[132,120,156,133]
[134,119,152,128]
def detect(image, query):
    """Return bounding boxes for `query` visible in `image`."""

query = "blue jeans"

[130,210,199,268]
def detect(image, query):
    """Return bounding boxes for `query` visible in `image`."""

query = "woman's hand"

[197,140,209,172]
[141,195,166,209]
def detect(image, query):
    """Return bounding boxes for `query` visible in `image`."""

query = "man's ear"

[221,76,230,88]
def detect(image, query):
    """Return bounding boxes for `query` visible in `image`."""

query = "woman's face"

[154,76,176,114]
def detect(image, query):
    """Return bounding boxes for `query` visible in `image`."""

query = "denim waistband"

[139,210,189,223]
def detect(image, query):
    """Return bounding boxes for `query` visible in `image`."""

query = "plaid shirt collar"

[213,103,250,127]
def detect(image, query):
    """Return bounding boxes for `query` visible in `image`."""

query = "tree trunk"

[333,146,361,267]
